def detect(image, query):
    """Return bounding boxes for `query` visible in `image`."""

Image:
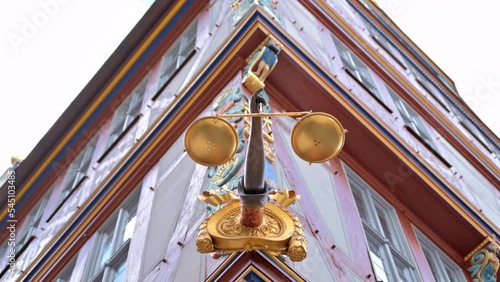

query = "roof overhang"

[13,5,497,280]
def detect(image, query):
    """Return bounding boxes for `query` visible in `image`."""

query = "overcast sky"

[0,0,499,170]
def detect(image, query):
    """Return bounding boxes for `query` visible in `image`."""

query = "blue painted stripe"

[22,8,498,279]
[260,9,498,236]
[345,0,500,151]
[22,4,256,279]
[0,1,194,231]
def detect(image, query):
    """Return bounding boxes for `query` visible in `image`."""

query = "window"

[102,77,148,155]
[347,167,419,282]
[332,36,392,112]
[86,188,140,282]
[454,110,498,156]
[362,19,406,68]
[406,61,450,112]
[58,134,99,204]
[0,187,53,278]
[334,37,382,98]
[389,90,440,151]
[16,188,52,251]
[415,229,466,282]
[157,19,197,89]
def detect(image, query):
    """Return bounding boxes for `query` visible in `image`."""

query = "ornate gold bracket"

[196,191,307,262]
[465,236,500,282]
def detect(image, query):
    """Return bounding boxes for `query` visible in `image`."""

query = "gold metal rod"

[215,111,312,118]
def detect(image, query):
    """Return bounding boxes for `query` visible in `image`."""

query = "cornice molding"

[16,7,499,281]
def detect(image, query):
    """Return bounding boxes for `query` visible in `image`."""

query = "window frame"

[347,167,420,282]
[155,18,198,95]
[47,134,99,222]
[332,36,393,113]
[84,188,140,282]
[0,187,53,279]
[97,76,148,163]
[415,229,467,282]
[388,89,452,167]
[405,60,451,113]
[454,110,499,157]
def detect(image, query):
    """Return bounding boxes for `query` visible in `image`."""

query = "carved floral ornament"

[184,37,347,262]
[465,236,500,282]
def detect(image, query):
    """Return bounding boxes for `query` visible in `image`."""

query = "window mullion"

[432,250,451,282]
[363,201,402,281]
[110,208,127,254]
[380,242,401,282]
[97,209,126,282]
[364,191,385,235]
[387,243,412,265]
[102,266,114,282]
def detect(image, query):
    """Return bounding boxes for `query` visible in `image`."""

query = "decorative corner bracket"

[195,189,307,262]
[465,236,500,282]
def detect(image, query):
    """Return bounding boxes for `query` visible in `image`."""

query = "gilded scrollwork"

[286,209,308,262]
[210,153,244,187]
[468,241,500,282]
[196,217,215,253]
[269,189,300,208]
[217,206,285,237]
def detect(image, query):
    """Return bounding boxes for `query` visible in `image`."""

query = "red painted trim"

[300,0,500,189]
[272,115,375,281]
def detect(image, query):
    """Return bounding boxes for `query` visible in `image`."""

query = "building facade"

[1,0,499,281]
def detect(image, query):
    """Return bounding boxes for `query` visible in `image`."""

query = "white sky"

[0,0,499,170]
[381,0,500,137]
[0,0,151,169]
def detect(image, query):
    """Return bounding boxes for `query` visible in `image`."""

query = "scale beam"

[215,111,312,119]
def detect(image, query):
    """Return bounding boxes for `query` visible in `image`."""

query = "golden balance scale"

[184,111,347,166]
[184,110,347,261]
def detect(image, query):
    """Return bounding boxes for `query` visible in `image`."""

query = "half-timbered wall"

[1,0,499,281]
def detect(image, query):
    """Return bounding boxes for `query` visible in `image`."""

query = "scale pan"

[291,113,346,163]
[184,116,238,166]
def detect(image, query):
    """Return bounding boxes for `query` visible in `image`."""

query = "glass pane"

[54,255,77,282]
[347,166,418,282]
[423,248,440,281]
[122,215,136,243]
[124,80,147,128]
[351,187,369,222]
[111,260,127,282]
[119,193,140,245]
[96,224,114,271]
[445,264,461,282]
[394,256,414,282]
[368,244,389,282]
[375,204,401,251]
[158,18,197,88]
